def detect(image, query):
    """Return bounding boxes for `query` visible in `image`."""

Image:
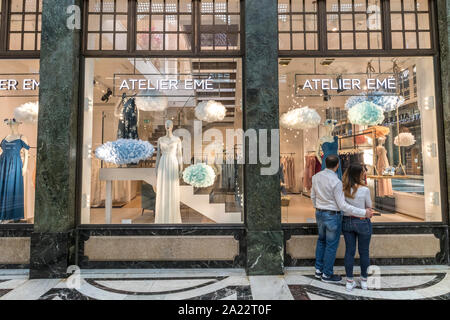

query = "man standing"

[311,155,372,283]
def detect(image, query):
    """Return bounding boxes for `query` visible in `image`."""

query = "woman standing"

[342,163,373,291]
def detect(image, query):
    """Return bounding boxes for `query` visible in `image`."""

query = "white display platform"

[99,168,156,224]
[99,167,242,224]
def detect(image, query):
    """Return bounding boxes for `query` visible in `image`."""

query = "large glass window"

[8,0,42,51]
[0,59,39,224]
[326,0,382,50]
[200,0,241,51]
[136,0,193,51]
[279,57,442,223]
[278,0,319,51]
[390,0,432,49]
[278,0,434,52]
[81,57,244,224]
[84,0,242,54]
[86,0,129,51]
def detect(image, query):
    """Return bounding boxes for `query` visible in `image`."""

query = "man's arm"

[310,177,317,208]
[333,181,366,217]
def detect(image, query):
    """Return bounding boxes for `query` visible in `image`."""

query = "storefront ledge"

[84,235,240,262]
[0,237,30,265]
[286,234,441,260]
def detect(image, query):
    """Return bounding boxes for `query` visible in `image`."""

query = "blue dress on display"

[0,138,30,221]
[117,97,139,140]
[321,135,342,180]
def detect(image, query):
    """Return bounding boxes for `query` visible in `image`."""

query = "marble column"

[29,0,81,279]
[244,0,283,275]
[437,0,450,263]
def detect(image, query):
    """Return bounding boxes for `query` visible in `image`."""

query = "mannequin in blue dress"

[317,119,342,180]
[0,119,29,223]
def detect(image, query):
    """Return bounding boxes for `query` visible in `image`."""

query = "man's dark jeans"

[315,210,343,277]
[342,216,372,279]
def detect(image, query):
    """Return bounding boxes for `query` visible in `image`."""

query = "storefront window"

[326,0,382,50]
[278,0,434,52]
[86,0,128,51]
[200,0,241,51]
[279,56,442,223]
[81,57,244,225]
[390,0,432,49]
[136,0,193,51]
[278,0,319,51]
[0,59,39,224]
[8,0,42,51]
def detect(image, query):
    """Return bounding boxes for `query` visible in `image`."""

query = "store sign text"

[301,78,396,91]
[119,79,214,91]
[0,79,39,91]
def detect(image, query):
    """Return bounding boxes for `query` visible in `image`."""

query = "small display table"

[99,168,156,224]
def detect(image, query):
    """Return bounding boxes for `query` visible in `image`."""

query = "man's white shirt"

[311,169,366,218]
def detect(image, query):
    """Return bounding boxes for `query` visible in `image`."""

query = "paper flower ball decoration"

[280,107,321,130]
[345,92,404,112]
[394,132,416,147]
[95,139,155,165]
[135,91,168,112]
[182,163,216,188]
[370,91,405,112]
[14,102,39,123]
[195,100,227,122]
[345,94,367,110]
[347,101,385,126]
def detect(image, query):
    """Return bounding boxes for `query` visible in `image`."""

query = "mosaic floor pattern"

[0,266,449,300]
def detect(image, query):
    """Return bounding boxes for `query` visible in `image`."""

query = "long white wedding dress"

[154,136,182,224]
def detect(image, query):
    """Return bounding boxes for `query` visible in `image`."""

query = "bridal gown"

[154,136,182,224]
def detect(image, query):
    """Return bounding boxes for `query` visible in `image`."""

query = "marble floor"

[0,266,449,300]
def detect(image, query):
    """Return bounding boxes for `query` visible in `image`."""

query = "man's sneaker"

[315,270,323,279]
[346,280,357,292]
[360,278,368,290]
[321,274,342,283]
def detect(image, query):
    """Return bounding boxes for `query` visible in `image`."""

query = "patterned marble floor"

[0,266,449,300]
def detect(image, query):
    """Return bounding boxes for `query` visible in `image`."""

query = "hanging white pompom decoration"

[280,106,321,130]
[195,100,227,122]
[394,132,416,147]
[347,101,385,126]
[14,101,39,123]
[135,95,168,112]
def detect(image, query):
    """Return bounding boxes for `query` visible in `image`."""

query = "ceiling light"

[279,59,292,66]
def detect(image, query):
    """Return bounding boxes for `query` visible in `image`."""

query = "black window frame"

[82,0,244,57]
[278,0,438,57]
[0,0,39,57]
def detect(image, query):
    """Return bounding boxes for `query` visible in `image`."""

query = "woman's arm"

[365,187,372,209]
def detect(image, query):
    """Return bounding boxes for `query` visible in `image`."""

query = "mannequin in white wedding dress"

[154,120,183,224]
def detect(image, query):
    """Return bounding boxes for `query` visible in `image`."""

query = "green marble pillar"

[437,0,450,261]
[30,0,81,279]
[244,0,283,275]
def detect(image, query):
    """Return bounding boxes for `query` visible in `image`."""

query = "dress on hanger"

[376,145,393,197]
[0,137,29,221]
[117,97,138,140]
[155,136,182,224]
[321,136,342,180]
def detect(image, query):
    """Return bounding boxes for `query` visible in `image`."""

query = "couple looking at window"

[311,155,373,292]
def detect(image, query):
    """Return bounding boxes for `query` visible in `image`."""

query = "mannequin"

[317,119,342,180]
[376,136,393,196]
[0,119,30,223]
[154,120,183,224]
